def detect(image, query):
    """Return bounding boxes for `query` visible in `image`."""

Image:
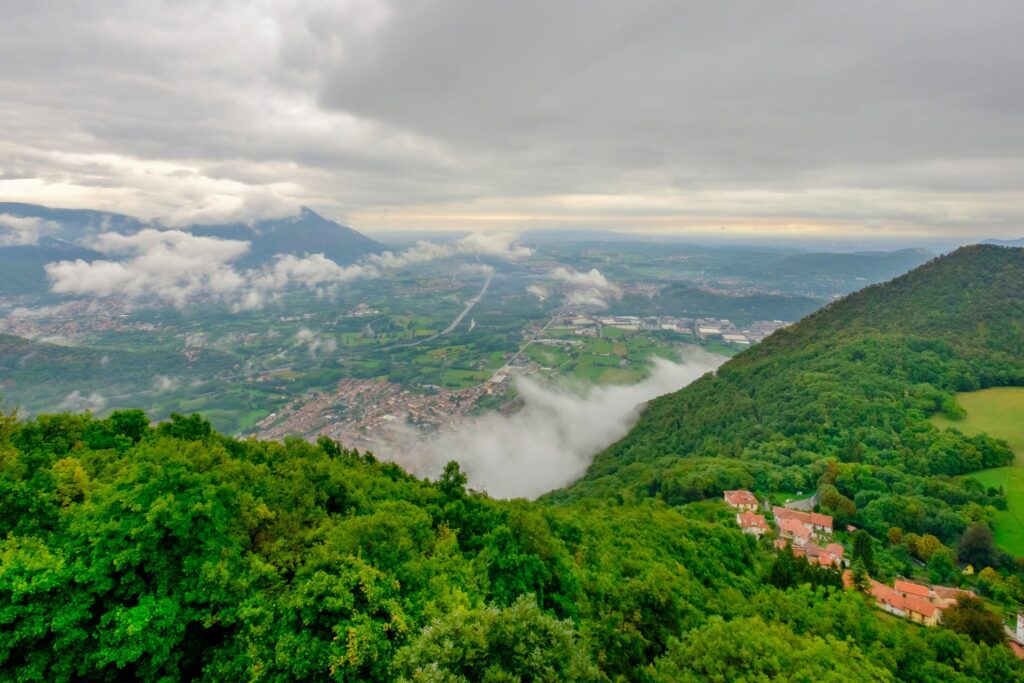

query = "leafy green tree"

[853,530,877,575]
[957,523,999,570]
[928,547,959,585]
[651,616,893,682]
[393,595,600,683]
[156,412,212,441]
[109,409,150,443]
[439,460,468,500]
[941,596,1006,645]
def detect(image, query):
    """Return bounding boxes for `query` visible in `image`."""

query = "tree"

[852,530,876,575]
[156,412,212,441]
[850,560,871,594]
[438,460,468,500]
[109,409,150,443]
[928,548,958,585]
[651,616,892,682]
[957,523,998,570]
[820,484,856,526]
[911,534,943,562]
[941,596,1005,645]
[316,435,342,457]
[393,595,601,682]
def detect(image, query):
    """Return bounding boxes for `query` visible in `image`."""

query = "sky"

[1,1,1022,241]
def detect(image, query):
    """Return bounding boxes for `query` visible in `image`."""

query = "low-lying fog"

[374,348,726,499]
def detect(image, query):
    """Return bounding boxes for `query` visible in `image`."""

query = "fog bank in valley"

[375,349,726,499]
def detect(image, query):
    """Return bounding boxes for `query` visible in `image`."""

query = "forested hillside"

[2,410,1022,681]
[549,246,1024,554]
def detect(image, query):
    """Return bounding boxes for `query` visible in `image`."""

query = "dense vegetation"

[2,410,1022,681]
[550,247,1023,556]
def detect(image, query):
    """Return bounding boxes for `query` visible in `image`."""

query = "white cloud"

[526,284,548,301]
[43,226,530,309]
[374,351,724,499]
[294,327,338,357]
[0,214,58,246]
[366,231,530,269]
[550,266,622,310]
[46,229,251,306]
[454,231,532,259]
[58,390,107,414]
[367,240,452,268]
[7,303,75,319]
[152,375,180,393]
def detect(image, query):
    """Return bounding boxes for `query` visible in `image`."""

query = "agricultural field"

[932,387,1024,555]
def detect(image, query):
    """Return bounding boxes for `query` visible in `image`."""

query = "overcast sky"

[1,1,1022,240]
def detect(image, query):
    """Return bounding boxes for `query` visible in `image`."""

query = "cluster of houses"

[856,576,975,627]
[723,489,977,627]
[725,489,847,569]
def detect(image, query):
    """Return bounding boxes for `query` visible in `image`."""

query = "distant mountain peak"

[982,237,1024,248]
[0,201,383,268]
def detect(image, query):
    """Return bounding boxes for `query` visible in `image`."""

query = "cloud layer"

[43,227,530,307]
[1,2,1023,240]
[373,351,724,498]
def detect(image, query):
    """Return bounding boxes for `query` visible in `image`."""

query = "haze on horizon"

[1,1,1022,243]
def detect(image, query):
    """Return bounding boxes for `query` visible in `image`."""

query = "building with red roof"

[869,579,907,618]
[855,577,970,627]
[904,595,940,626]
[894,579,931,600]
[736,511,768,538]
[724,490,758,512]
[772,506,833,540]
[932,585,975,608]
[777,517,812,546]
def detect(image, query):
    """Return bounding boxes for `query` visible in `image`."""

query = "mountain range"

[0,203,383,296]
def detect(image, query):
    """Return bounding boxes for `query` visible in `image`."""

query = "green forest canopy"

[2,411,1023,681]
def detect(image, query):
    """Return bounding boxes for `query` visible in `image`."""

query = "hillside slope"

[189,206,382,265]
[548,246,1024,545]
[611,284,823,325]
[2,412,1021,681]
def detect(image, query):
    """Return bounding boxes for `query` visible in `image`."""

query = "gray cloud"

[1,2,1023,238]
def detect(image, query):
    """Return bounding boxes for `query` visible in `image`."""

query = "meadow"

[932,387,1024,556]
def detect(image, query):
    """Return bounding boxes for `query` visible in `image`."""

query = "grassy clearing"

[931,387,1024,463]
[970,467,1024,556]
[931,387,1024,556]
[441,368,490,389]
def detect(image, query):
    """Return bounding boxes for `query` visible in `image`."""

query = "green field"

[969,467,1024,557]
[931,387,1024,462]
[932,387,1024,556]
[440,368,491,389]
